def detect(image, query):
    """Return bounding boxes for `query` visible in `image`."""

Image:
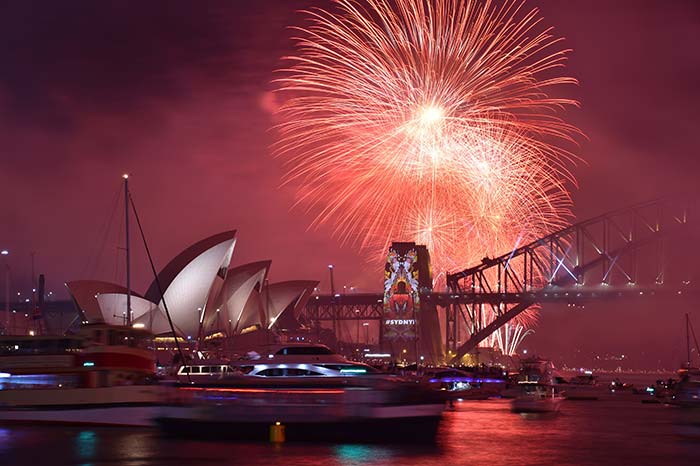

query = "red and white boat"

[0,323,165,426]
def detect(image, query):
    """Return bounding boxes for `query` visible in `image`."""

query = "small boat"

[561,373,603,400]
[420,366,506,400]
[668,367,700,407]
[667,314,700,408]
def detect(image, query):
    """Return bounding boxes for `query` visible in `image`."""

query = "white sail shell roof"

[144,231,237,339]
[203,260,270,336]
[95,293,182,335]
[263,280,319,329]
[66,280,139,324]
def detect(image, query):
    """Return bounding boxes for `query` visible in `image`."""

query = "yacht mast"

[124,174,132,326]
[687,313,691,369]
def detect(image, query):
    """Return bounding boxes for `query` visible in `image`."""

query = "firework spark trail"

[273,0,581,351]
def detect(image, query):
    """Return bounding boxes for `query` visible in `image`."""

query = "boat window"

[201,366,210,373]
[275,346,334,356]
[288,368,323,376]
[190,366,200,374]
[318,364,377,374]
[0,337,84,356]
[211,366,221,373]
[256,368,323,377]
[180,367,191,374]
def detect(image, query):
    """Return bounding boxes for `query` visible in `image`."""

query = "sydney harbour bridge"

[297,197,699,363]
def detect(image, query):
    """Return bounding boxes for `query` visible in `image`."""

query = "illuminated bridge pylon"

[444,197,698,363]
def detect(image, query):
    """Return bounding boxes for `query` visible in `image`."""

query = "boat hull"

[511,397,563,413]
[0,385,166,426]
[0,404,162,426]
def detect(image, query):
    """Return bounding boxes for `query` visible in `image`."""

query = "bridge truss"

[444,197,698,362]
[297,293,384,341]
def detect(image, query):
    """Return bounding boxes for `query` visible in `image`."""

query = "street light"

[362,322,370,344]
[327,265,335,296]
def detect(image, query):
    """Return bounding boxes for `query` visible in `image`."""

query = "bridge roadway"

[298,285,698,360]
[301,285,697,320]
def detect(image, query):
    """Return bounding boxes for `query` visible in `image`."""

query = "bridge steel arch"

[444,197,698,363]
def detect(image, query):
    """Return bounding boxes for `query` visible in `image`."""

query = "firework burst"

[273,0,580,351]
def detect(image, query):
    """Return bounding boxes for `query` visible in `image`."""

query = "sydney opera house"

[66,231,319,345]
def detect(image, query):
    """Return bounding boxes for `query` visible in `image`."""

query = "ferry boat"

[157,344,445,442]
[0,323,164,426]
[175,344,380,383]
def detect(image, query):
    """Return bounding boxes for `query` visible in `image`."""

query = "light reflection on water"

[75,430,97,460]
[0,427,10,454]
[1,399,698,466]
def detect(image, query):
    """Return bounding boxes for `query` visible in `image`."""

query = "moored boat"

[509,357,564,413]
[511,384,563,413]
[420,366,506,400]
[0,323,165,426]
[561,373,603,400]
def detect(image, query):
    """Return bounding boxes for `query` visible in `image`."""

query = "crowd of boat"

[1,322,699,442]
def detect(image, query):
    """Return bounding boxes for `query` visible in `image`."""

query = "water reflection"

[75,430,97,460]
[1,399,698,466]
[334,444,392,465]
[0,427,10,454]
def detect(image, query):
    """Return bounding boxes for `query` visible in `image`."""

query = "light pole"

[328,265,336,340]
[363,322,370,344]
[327,265,335,296]
[1,250,9,333]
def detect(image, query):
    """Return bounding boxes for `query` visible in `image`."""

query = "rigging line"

[690,316,700,367]
[82,184,122,278]
[128,191,191,384]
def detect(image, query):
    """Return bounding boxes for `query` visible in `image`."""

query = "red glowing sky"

[0,1,699,366]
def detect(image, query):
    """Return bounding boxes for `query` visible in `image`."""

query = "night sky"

[1,1,699,368]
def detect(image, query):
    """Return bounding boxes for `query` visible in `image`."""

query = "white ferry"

[175,344,379,383]
[158,344,445,442]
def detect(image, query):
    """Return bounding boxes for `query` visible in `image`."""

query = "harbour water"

[2,397,698,465]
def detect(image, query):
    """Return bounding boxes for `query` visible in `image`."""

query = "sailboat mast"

[687,313,691,368]
[124,174,131,326]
